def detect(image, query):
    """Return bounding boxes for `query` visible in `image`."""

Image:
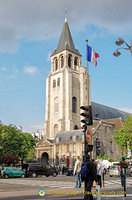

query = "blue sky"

[0,0,132,133]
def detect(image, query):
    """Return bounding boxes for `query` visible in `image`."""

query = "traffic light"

[96,138,100,156]
[87,144,93,152]
[80,105,93,126]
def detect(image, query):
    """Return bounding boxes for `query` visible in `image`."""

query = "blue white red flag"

[86,45,99,67]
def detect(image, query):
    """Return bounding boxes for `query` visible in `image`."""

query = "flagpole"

[86,39,93,160]
[86,39,89,106]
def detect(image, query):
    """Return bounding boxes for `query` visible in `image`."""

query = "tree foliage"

[25,147,36,163]
[3,154,19,166]
[114,116,132,153]
[0,123,38,163]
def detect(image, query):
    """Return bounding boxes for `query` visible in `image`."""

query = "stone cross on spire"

[65,9,67,22]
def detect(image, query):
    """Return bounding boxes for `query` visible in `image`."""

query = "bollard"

[102,170,105,187]
[122,168,126,197]
[96,185,101,200]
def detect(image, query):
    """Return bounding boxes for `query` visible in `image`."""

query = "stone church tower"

[44,17,91,140]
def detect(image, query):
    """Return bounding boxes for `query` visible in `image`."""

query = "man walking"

[119,157,128,187]
[73,156,81,188]
[83,154,98,200]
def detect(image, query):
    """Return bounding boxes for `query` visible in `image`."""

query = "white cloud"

[1,67,7,71]
[47,52,51,62]
[119,107,132,114]
[24,65,38,74]
[23,124,44,133]
[0,0,132,53]
[9,75,17,79]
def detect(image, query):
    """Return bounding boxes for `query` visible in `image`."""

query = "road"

[0,175,132,200]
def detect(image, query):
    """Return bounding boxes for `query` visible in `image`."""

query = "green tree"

[0,123,38,164]
[25,147,36,162]
[96,154,107,160]
[114,116,132,154]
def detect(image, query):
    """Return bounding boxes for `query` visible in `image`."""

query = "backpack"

[80,162,89,181]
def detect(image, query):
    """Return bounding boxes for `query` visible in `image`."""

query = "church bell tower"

[44,17,91,139]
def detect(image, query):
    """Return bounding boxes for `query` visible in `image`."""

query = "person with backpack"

[73,156,82,188]
[81,154,98,200]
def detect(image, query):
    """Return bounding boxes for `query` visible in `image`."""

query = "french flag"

[86,45,99,67]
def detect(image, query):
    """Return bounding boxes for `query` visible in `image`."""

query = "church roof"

[53,129,83,144]
[52,20,81,56]
[92,101,132,121]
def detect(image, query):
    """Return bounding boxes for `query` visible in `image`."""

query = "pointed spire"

[52,15,81,56]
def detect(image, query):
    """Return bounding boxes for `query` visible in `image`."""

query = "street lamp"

[113,38,132,57]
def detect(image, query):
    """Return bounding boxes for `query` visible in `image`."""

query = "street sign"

[127,149,131,158]
[86,129,91,143]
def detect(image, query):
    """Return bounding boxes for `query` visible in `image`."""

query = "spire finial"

[65,9,67,22]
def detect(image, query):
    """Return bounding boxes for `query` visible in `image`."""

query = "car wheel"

[21,174,25,178]
[46,175,49,177]
[110,175,113,177]
[32,173,37,178]
[4,174,9,179]
[53,172,57,177]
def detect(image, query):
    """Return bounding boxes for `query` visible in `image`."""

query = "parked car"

[22,163,58,177]
[66,168,73,176]
[109,165,131,177]
[1,167,25,178]
[109,165,120,177]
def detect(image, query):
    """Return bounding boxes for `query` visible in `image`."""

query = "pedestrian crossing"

[0,178,132,189]
[103,178,132,188]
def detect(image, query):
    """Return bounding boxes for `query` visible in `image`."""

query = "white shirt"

[97,163,102,176]
[74,159,81,173]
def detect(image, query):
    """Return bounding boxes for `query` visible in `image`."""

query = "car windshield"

[111,166,119,170]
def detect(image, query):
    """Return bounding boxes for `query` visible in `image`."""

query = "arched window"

[55,58,58,71]
[68,55,72,68]
[53,79,56,88]
[54,97,58,113]
[61,56,64,68]
[74,125,78,130]
[72,97,77,113]
[54,124,58,137]
[57,78,60,86]
[74,57,78,66]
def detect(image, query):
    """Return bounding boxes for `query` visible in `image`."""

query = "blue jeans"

[120,170,126,187]
[75,172,81,187]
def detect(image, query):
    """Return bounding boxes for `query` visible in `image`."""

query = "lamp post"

[113,38,132,57]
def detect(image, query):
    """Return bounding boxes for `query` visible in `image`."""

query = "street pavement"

[0,175,132,200]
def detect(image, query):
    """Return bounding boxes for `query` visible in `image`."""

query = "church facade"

[36,18,131,166]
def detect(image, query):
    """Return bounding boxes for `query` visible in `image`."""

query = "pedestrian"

[62,166,65,175]
[58,165,61,175]
[73,156,82,188]
[0,165,2,179]
[96,160,102,188]
[119,157,128,187]
[82,155,98,200]
[92,159,96,187]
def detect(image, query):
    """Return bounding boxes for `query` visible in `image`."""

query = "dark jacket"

[86,160,98,182]
[119,160,128,173]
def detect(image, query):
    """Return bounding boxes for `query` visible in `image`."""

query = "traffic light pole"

[86,39,89,106]
[83,125,88,159]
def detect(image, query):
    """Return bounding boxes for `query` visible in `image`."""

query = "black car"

[22,163,58,177]
[66,168,74,176]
